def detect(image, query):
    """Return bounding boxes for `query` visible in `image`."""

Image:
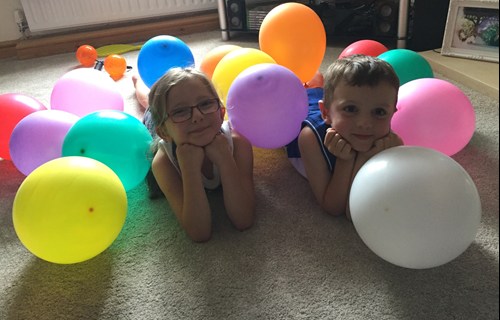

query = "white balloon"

[350,146,481,269]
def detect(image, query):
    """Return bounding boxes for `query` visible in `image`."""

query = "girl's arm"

[298,127,356,216]
[152,146,213,242]
[205,132,255,230]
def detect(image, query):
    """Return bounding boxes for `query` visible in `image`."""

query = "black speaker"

[407,0,451,51]
[374,0,399,37]
[226,0,246,31]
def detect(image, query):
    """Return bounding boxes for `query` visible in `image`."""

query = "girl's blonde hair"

[148,67,220,129]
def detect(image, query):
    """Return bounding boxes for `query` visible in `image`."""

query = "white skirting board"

[20,0,218,34]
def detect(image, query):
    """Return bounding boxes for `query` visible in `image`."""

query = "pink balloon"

[226,63,308,149]
[51,68,124,117]
[9,110,80,175]
[0,93,47,160]
[391,78,475,156]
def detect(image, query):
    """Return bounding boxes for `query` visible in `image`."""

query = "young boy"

[287,54,403,219]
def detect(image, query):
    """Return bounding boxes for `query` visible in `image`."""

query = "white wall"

[0,0,23,42]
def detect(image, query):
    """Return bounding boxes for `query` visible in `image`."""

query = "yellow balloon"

[13,156,127,264]
[212,47,276,103]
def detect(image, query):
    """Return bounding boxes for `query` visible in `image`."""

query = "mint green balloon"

[378,49,434,86]
[62,111,153,191]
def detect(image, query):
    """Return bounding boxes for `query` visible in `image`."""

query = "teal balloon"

[62,111,153,191]
[378,49,434,86]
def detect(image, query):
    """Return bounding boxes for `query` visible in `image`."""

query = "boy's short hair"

[322,54,400,109]
[148,67,219,128]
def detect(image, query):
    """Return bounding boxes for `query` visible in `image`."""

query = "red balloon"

[338,40,389,59]
[0,93,47,160]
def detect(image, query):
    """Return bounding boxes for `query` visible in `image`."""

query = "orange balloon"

[104,54,127,81]
[259,3,326,83]
[200,45,241,79]
[76,45,97,67]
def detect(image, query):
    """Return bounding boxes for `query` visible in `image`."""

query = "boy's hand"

[324,128,356,160]
[360,131,403,159]
[204,132,232,166]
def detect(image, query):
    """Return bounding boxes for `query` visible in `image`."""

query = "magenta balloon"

[9,110,80,175]
[50,68,124,117]
[391,78,475,156]
[226,63,308,149]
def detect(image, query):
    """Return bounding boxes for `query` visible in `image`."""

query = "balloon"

[51,68,124,117]
[338,40,388,59]
[137,35,195,88]
[76,44,97,67]
[391,78,475,156]
[212,48,276,103]
[226,63,308,149]
[13,156,127,264]
[62,110,153,191]
[0,93,47,160]
[350,146,481,269]
[200,44,241,79]
[259,2,326,83]
[104,54,127,81]
[378,49,434,85]
[9,110,80,176]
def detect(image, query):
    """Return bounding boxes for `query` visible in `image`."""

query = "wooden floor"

[420,50,499,99]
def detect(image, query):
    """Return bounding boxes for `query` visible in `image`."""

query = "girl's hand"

[204,132,232,166]
[176,143,205,171]
[324,128,356,160]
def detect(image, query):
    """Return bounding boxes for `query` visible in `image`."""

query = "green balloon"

[378,49,434,86]
[62,111,153,191]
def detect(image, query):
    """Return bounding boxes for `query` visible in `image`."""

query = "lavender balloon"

[226,63,308,149]
[9,110,80,175]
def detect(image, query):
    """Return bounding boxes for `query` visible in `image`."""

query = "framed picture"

[441,0,499,62]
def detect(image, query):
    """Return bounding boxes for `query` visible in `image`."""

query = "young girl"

[144,68,255,242]
[287,55,403,219]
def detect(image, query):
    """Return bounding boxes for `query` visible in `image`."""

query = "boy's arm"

[347,131,403,219]
[205,132,255,231]
[299,127,356,216]
[152,146,213,242]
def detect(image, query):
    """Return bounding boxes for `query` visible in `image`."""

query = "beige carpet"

[0,31,498,320]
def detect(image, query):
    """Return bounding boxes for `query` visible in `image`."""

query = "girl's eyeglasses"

[166,98,221,123]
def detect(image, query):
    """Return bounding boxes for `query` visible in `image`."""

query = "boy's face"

[321,80,398,152]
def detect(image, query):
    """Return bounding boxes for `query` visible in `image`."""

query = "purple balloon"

[9,110,80,175]
[226,63,308,149]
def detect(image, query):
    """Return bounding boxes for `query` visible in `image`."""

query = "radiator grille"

[20,0,217,33]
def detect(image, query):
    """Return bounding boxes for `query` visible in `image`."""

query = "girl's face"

[322,80,398,152]
[157,77,225,147]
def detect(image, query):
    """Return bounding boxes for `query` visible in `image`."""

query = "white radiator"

[20,0,218,34]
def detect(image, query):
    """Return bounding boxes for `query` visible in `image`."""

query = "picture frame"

[441,0,499,63]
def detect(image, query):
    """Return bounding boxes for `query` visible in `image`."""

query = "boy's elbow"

[188,231,212,243]
[321,202,346,217]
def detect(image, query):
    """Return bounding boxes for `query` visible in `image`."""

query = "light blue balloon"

[138,35,195,88]
[62,111,153,191]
